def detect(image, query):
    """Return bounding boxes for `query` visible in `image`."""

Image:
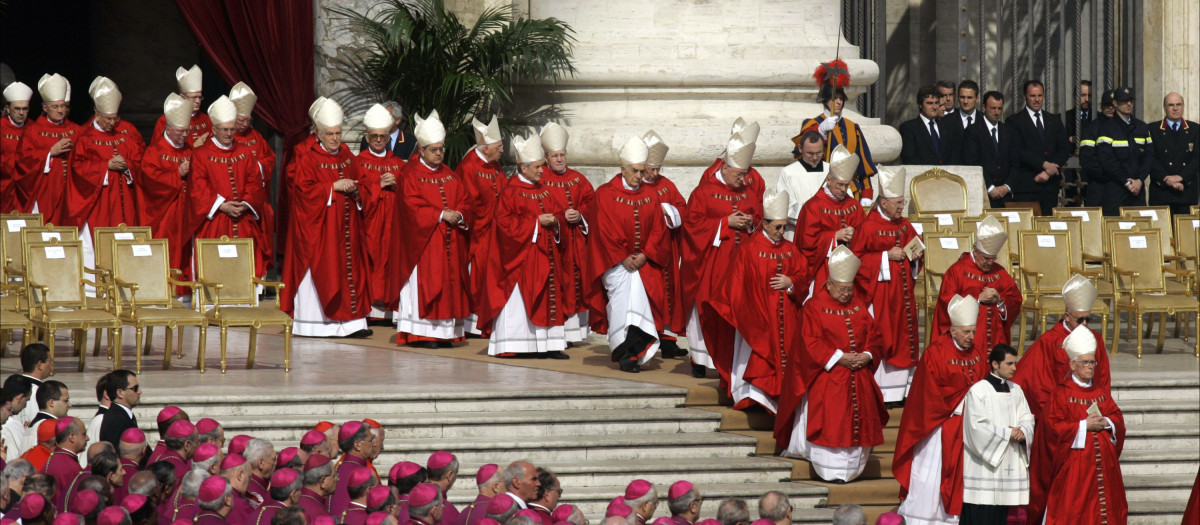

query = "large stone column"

[1141,0,1200,122]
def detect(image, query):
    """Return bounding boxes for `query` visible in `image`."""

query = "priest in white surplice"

[961,344,1034,525]
[774,130,829,241]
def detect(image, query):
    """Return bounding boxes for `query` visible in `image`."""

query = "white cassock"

[292,189,368,337]
[601,198,680,364]
[775,160,828,241]
[1,418,28,460]
[729,332,777,414]
[395,263,466,339]
[962,376,1035,507]
[488,219,567,355]
[781,351,873,482]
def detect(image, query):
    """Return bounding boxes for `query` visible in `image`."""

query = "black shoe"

[691,364,707,378]
[547,351,569,360]
[408,341,438,349]
[620,361,641,373]
[660,339,684,359]
[347,329,374,338]
[367,318,393,327]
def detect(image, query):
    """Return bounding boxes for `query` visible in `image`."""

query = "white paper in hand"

[1087,401,1101,417]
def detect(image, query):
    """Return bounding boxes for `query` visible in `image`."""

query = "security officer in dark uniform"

[1079,90,1116,207]
[1148,92,1199,214]
[1092,87,1154,216]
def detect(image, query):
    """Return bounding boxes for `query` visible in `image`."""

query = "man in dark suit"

[98,370,141,452]
[355,101,416,160]
[965,91,1016,208]
[1065,80,1094,144]
[1149,92,1199,214]
[945,79,982,131]
[1007,80,1072,215]
[900,85,964,165]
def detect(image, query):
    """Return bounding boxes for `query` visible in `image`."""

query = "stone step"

[1123,424,1200,451]
[1119,399,1200,425]
[1110,379,1200,402]
[1119,448,1200,476]
[117,408,721,441]
[1123,473,1197,502]
[359,432,760,465]
[508,457,795,487]
[1128,499,1189,525]
[545,482,826,520]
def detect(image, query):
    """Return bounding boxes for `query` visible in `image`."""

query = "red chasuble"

[794,286,888,447]
[1,116,26,213]
[540,165,597,318]
[893,332,989,516]
[277,134,319,256]
[1011,321,1111,418]
[705,230,807,412]
[13,116,80,221]
[933,252,1022,354]
[586,175,671,338]
[1184,473,1200,525]
[793,188,864,282]
[456,149,508,311]
[138,136,197,272]
[355,149,405,306]
[190,139,270,276]
[1040,379,1127,525]
[152,112,212,148]
[65,121,146,228]
[236,128,278,259]
[475,177,569,330]
[849,208,922,369]
[387,159,472,320]
[640,175,687,331]
[281,143,371,320]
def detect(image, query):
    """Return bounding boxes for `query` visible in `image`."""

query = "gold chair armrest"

[83,267,109,279]
[5,265,26,278]
[112,277,139,311]
[1112,266,1140,299]
[193,278,224,313]
[1082,253,1109,263]
[252,278,285,308]
[1162,265,1192,276]
[170,268,184,278]
[25,278,50,317]
[166,276,203,290]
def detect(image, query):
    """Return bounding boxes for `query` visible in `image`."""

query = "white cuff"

[578,215,589,236]
[712,220,723,247]
[987,184,995,192]
[532,221,539,243]
[243,202,260,220]
[860,198,872,207]
[862,351,873,362]
[824,349,843,371]
[1103,417,1116,444]
[661,203,681,229]
[1071,421,1088,449]
[326,188,334,207]
[207,195,227,220]
[102,173,109,186]
[878,252,891,281]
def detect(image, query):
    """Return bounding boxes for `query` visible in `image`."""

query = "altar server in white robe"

[775,130,830,241]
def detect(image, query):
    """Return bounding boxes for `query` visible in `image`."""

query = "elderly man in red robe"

[783,246,887,483]
[191,96,270,276]
[588,136,679,373]
[480,134,570,356]
[705,188,808,412]
[850,167,923,406]
[282,98,372,338]
[793,145,865,280]
[230,82,277,267]
[1039,326,1127,525]
[539,122,596,351]
[277,97,328,261]
[933,215,1022,355]
[355,103,404,321]
[151,65,210,148]
[895,295,991,524]
[14,73,78,221]
[457,115,507,335]
[1,82,33,213]
[139,94,197,274]
[66,77,146,268]
[682,123,764,380]
[390,110,473,347]
[639,130,687,357]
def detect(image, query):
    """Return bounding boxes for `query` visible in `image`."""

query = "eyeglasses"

[366,134,389,141]
[1076,360,1098,367]
[1072,315,1094,324]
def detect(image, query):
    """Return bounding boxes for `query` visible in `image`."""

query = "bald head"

[128,471,160,496]
[88,441,116,463]
[1164,92,1185,121]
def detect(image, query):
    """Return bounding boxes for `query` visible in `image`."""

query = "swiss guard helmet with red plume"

[813,59,851,105]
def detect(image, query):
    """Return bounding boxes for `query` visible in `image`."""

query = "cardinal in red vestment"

[895,295,991,524]
[705,189,808,413]
[151,65,211,149]
[639,130,688,355]
[138,94,199,276]
[190,96,271,277]
[849,167,923,405]
[355,104,405,320]
[782,246,887,483]
[277,98,328,262]
[389,110,473,346]
[14,74,79,223]
[793,144,865,284]
[538,123,596,349]
[65,77,146,269]
[586,137,679,373]
[1,82,33,213]
[682,122,764,380]
[457,116,508,334]
[282,98,371,337]
[933,215,1022,356]
[478,135,570,355]
[230,82,277,268]
[1039,325,1127,525]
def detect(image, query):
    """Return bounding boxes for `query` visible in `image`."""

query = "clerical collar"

[822,185,845,201]
[952,338,970,352]
[621,178,638,191]
[552,167,566,175]
[368,147,387,157]
[876,205,892,222]
[93,120,107,133]
[420,157,440,171]
[985,373,1010,392]
[474,147,489,163]
[321,143,339,154]
[713,171,731,187]
[163,132,184,149]
[517,173,536,185]
[1071,374,1093,388]
[7,115,23,128]
[212,138,234,150]
[801,159,824,172]
[760,228,782,246]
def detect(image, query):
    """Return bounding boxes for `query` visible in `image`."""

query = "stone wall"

[1141,0,1200,122]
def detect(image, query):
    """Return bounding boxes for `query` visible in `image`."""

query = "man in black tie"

[356,101,416,160]
[1148,92,1199,214]
[1066,80,1094,144]
[1091,87,1154,215]
[1007,80,1072,215]
[965,91,1015,208]
[900,85,963,165]
[946,80,981,131]
[98,370,141,452]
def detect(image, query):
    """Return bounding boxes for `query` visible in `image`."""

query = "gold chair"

[0,240,31,354]
[110,239,208,373]
[23,239,122,371]
[1016,230,1109,350]
[2,213,45,279]
[1109,229,1199,358]
[1170,216,1199,340]
[1120,206,1181,265]
[914,211,968,233]
[1053,207,1104,264]
[910,168,968,215]
[920,230,975,344]
[1034,216,1115,307]
[994,207,1035,266]
[193,236,291,373]
[91,224,155,355]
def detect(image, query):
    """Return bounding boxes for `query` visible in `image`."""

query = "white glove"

[818,116,839,137]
